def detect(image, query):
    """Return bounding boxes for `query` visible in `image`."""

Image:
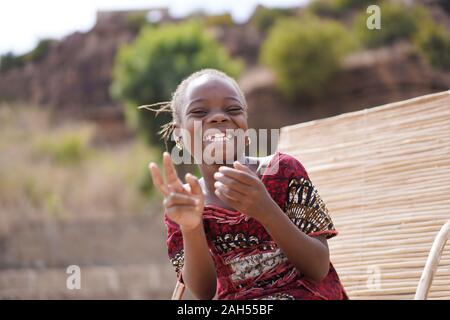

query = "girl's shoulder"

[257,151,309,180]
[247,153,275,178]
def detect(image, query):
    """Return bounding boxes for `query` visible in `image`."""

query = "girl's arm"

[214,162,330,282]
[149,152,217,299]
[180,224,217,300]
[258,200,330,282]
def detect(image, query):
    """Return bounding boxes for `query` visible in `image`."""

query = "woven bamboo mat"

[278,90,450,299]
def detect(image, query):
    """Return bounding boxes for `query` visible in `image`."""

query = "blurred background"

[0,0,449,299]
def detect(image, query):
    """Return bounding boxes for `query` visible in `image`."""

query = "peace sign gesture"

[149,152,205,231]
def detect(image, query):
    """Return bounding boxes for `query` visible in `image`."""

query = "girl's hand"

[213,161,277,224]
[149,152,205,231]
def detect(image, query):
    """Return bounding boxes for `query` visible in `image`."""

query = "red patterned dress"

[164,151,349,300]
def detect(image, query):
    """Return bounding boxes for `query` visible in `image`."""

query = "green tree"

[261,15,355,99]
[250,6,297,32]
[353,3,429,48]
[310,0,384,17]
[206,13,234,28]
[0,38,54,73]
[110,20,243,146]
[0,52,24,73]
[25,38,54,63]
[414,23,450,71]
[126,12,151,32]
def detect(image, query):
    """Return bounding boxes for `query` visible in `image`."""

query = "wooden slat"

[278,90,450,299]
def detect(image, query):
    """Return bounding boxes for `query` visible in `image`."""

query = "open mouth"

[203,131,236,142]
[203,132,234,142]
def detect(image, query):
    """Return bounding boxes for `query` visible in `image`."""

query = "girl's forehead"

[185,75,241,101]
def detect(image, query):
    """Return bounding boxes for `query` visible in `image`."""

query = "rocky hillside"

[0,5,448,133]
[243,42,450,131]
[1,11,162,115]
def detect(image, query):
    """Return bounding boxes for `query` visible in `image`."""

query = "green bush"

[110,20,243,146]
[0,52,25,73]
[206,14,234,28]
[126,12,148,32]
[309,0,341,17]
[414,23,450,71]
[0,39,53,73]
[260,15,355,99]
[353,3,429,48]
[33,129,93,165]
[250,6,297,32]
[310,0,384,17]
[25,39,53,63]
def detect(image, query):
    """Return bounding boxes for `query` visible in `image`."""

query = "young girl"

[146,69,348,300]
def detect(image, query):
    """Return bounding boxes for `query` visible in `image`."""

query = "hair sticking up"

[138,101,174,150]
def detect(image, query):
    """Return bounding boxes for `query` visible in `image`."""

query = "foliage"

[126,12,150,32]
[111,20,243,146]
[309,0,384,17]
[250,6,297,32]
[25,39,53,62]
[0,38,53,73]
[353,3,429,48]
[32,127,93,165]
[261,15,355,99]
[205,14,234,28]
[0,52,25,73]
[414,22,450,71]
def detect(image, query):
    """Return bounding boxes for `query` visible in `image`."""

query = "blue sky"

[0,0,309,55]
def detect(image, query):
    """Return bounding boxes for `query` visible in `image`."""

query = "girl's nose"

[207,111,230,123]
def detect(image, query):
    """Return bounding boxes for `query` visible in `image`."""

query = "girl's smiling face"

[176,74,249,164]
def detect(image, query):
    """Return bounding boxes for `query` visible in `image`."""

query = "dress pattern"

[164,151,348,300]
[285,177,336,238]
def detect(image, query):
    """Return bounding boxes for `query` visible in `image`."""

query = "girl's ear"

[172,122,180,139]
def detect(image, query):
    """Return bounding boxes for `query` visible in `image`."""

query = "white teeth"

[203,132,234,142]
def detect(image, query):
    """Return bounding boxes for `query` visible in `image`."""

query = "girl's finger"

[163,152,184,192]
[218,166,255,186]
[233,161,258,177]
[186,173,203,197]
[213,172,250,195]
[214,188,240,210]
[164,192,198,209]
[148,162,169,196]
[214,182,242,202]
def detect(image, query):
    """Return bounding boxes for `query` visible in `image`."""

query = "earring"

[175,137,183,150]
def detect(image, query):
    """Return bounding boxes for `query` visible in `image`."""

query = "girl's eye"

[227,106,243,113]
[189,110,207,117]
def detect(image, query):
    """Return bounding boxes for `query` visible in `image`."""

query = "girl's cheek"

[237,115,248,127]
